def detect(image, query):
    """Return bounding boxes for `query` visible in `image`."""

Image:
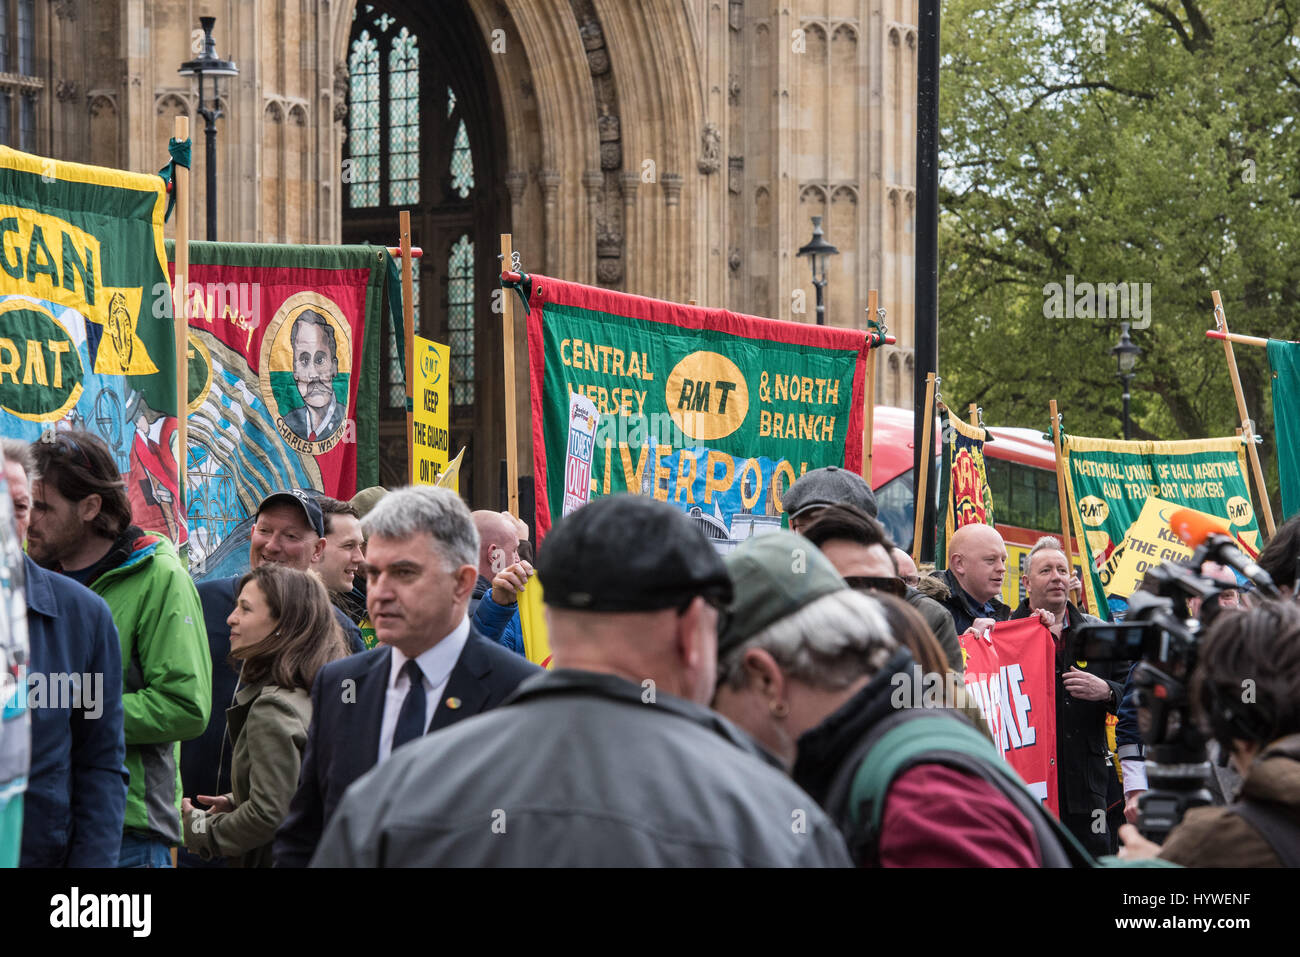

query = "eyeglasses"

[843,575,908,598]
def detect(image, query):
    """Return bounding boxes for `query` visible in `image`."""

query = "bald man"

[938,523,1011,635]
[469,509,531,656]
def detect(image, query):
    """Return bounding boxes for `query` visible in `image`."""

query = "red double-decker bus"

[870,406,1084,610]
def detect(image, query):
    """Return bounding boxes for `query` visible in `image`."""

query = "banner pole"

[863,289,878,484]
[1211,290,1276,535]
[1049,399,1080,606]
[400,211,415,484]
[912,372,936,564]
[968,402,978,429]
[501,234,519,515]
[172,115,189,526]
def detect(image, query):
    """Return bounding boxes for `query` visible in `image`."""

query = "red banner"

[959,618,1059,817]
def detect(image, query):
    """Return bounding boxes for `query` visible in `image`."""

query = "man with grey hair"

[311,495,850,867]
[713,530,1069,866]
[1010,535,1128,857]
[273,485,540,867]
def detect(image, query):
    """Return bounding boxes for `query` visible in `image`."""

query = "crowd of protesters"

[3,430,1297,867]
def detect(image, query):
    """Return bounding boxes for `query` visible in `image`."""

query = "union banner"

[0,146,182,543]
[1061,434,1261,619]
[166,242,389,571]
[960,617,1059,818]
[936,409,995,567]
[526,276,873,542]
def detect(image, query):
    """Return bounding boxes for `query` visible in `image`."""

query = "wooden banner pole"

[1211,290,1276,535]
[172,115,190,524]
[968,402,978,429]
[399,211,415,484]
[863,289,878,484]
[501,234,519,515]
[1049,399,1081,606]
[912,372,936,564]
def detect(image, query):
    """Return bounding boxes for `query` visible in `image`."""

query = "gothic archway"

[341,1,508,505]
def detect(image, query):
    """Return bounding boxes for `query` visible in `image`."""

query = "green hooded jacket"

[87,527,211,845]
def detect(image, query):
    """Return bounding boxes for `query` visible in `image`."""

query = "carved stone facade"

[32,0,919,495]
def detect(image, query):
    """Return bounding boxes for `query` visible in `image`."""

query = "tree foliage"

[939,0,1300,508]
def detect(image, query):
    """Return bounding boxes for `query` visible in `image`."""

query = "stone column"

[619,170,640,293]
[538,168,563,274]
[582,168,604,284]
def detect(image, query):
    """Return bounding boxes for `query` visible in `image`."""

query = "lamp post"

[796,216,839,325]
[179,16,239,242]
[1110,322,1142,440]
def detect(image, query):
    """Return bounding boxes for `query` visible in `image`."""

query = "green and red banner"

[526,277,873,541]
[0,146,183,543]
[961,617,1059,818]
[936,410,995,567]
[1062,434,1261,619]
[165,242,388,570]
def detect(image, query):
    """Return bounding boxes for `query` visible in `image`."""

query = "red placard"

[960,617,1059,817]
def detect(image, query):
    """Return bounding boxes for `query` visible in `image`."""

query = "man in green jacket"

[29,431,210,868]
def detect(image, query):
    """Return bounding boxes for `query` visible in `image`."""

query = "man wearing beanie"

[311,494,850,867]
[712,531,1077,867]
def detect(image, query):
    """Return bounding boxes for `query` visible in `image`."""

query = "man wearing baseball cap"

[311,494,851,867]
[782,465,878,535]
[181,489,364,866]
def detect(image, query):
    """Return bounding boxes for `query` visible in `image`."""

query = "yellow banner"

[411,335,450,486]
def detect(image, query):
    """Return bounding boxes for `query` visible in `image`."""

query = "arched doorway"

[342,1,508,506]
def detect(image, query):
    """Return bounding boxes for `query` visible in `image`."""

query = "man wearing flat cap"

[311,494,851,867]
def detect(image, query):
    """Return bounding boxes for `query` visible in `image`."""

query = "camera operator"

[1118,601,1300,866]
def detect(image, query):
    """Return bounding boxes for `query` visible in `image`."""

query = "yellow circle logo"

[1079,495,1109,527]
[664,351,749,441]
[1226,495,1253,527]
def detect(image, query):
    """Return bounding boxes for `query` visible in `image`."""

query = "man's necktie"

[308,430,316,441]
[391,659,427,751]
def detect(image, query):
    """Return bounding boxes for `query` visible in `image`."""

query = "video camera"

[1070,527,1276,843]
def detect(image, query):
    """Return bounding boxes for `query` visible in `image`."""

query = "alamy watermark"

[1042,275,1151,329]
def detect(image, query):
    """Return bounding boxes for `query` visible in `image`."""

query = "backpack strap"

[1227,799,1300,867]
[831,709,1095,867]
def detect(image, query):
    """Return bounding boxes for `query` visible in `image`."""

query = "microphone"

[1169,508,1279,598]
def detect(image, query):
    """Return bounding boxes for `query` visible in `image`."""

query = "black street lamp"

[179,16,239,241]
[1110,321,1142,440]
[796,216,839,325]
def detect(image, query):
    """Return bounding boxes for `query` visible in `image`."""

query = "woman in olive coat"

[183,564,347,867]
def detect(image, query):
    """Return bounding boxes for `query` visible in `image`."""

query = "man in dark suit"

[273,485,540,867]
[1010,536,1127,858]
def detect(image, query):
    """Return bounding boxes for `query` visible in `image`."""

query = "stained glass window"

[347,30,380,208]
[450,119,474,199]
[19,94,35,152]
[17,0,33,76]
[389,28,419,205]
[448,235,475,405]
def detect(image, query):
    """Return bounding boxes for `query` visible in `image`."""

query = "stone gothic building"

[8,0,917,505]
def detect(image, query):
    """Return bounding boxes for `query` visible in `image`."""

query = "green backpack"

[826,708,1178,868]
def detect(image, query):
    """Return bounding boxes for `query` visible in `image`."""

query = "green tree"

[939,0,1300,516]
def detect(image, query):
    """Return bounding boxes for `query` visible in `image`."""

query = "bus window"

[874,469,915,551]
[985,457,1009,518]
[1035,469,1060,532]
[1008,463,1036,529]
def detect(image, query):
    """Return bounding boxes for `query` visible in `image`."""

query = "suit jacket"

[272,628,540,867]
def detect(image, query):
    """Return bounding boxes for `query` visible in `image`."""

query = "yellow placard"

[434,446,465,495]
[518,577,552,669]
[1105,496,1216,598]
[412,335,450,486]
